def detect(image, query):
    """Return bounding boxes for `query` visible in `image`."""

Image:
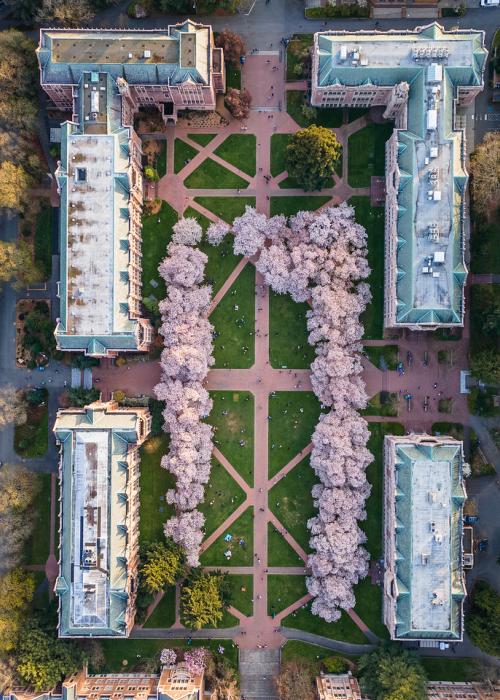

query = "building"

[427,682,500,699]
[36,21,224,357]
[316,672,363,700]
[383,434,467,643]
[53,401,151,637]
[311,23,487,330]
[7,662,205,700]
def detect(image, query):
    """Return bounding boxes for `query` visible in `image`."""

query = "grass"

[269,456,317,552]
[432,422,464,440]
[352,578,389,639]
[269,290,315,369]
[348,122,394,188]
[139,435,175,546]
[349,196,385,340]
[270,195,330,218]
[364,345,399,370]
[174,138,199,174]
[209,391,254,486]
[97,639,238,673]
[188,133,217,147]
[229,574,253,616]
[214,134,256,177]
[185,157,249,189]
[363,423,404,560]
[268,392,322,478]
[283,602,368,644]
[226,65,241,89]
[156,139,167,177]
[347,107,369,123]
[268,523,305,567]
[141,201,177,299]
[183,206,242,296]
[201,506,254,566]
[194,196,255,224]
[199,457,246,538]
[31,570,49,611]
[286,35,313,81]
[210,263,255,369]
[14,402,48,457]
[268,575,307,616]
[421,657,480,682]
[24,472,51,565]
[271,133,293,177]
[281,640,358,669]
[286,90,343,128]
[34,204,53,279]
[470,207,500,274]
[143,586,176,628]
[361,391,398,417]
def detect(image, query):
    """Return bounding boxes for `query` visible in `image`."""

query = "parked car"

[481,0,499,6]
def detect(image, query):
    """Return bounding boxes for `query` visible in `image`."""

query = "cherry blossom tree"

[206,221,230,246]
[172,217,203,246]
[183,648,207,676]
[160,648,177,667]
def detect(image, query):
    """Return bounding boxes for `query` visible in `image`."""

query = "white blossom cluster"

[154,217,214,566]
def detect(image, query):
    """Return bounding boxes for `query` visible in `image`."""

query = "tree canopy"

[0,569,34,654]
[470,132,500,216]
[141,540,185,593]
[181,570,230,630]
[470,349,500,385]
[358,645,427,700]
[275,660,315,700]
[215,29,246,68]
[466,580,500,656]
[286,125,341,191]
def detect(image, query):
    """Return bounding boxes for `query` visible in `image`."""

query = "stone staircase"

[239,648,280,700]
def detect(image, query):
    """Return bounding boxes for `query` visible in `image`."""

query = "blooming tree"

[220,203,374,621]
[183,647,207,676]
[206,221,230,246]
[155,221,215,566]
[160,648,177,666]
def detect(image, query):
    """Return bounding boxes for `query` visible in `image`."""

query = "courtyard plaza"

[83,53,472,651]
[18,50,475,667]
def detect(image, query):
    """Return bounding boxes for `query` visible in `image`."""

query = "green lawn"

[14,402,48,457]
[362,423,404,560]
[421,657,480,682]
[31,570,49,611]
[286,36,313,81]
[283,602,368,644]
[361,392,398,418]
[141,201,177,299]
[270,133,294,179]
[139,435,175,546]
[269,456,317,553]
[185,158,249,189]
[349,196,385,340]
[268,523,305,567]
[348,122,394,187]
[174,138,199,174]
[194,196,256,224]
[286,90,343,128]
[281,640,358,669]
[34,204,53,279]
[156,139,167,177]
[199,457,246,538]
[214,134,256,177]
[210,263,256,369]
[97,639,238,673]
[268,391,322,478]
[470,207,500,274]
[143,586,176,628]
[188,133,217,147]
[183,206,242,296]
[270,195,331,218]
[268,574,307,616]
[226,65,241,89]
[201,506,254,566]
[24,472,51,565]
[352,578,389,639]
[209,391,254,486]
[269,290,315,369]
[229,574,253,616]
[364,345,399,370]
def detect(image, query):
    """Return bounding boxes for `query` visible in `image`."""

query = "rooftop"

[315,24,487,326]
[386,435,466,640]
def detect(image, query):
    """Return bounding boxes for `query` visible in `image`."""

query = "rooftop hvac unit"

[340,45,347,61]
[128,52,133,59]
[433,251,445,264]
[426,109,437,131]
[143,49,151,58]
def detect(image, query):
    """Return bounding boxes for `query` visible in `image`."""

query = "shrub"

[437,349,448,364]
[322,656,349,674]
[144,166,159,182]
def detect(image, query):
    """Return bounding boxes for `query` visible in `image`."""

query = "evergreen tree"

[358,645,427,700]
[286,125,341,191]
